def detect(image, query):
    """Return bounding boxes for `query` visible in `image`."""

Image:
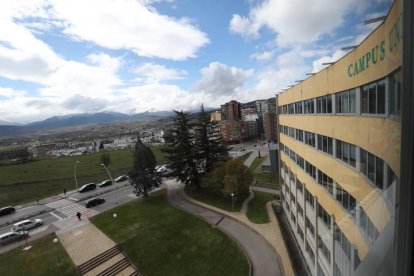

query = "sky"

[0,0,392,124]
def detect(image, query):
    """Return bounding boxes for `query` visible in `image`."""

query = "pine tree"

[195,104,228,173]
[163,110,199,189]
[128,136,160,197]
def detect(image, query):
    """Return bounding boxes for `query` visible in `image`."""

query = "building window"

[318,236,331,264]
[306,217,315,236]
[389,69,401,116]
[360,148,385,190]
[304,99,315,114]
[290,149,296,162]
[288,103,295,114]
[305,161,317,179]
[291,211,296,224]
[361,79,386,114]
[359,208,379,244]
[289,127,295,138]
[295,102,303,114]
[316,95,333,114]
[305,188,315,209]
[296,129,304,142]
[317,134,333,155]
[318,171,334,195]
[304,131,316,147]
[306,241,316,264]
[297,179,304,194]
[318,203,331,229]
[336,186,357,218]
[296,155,305,170]
[297,202,304,217]
[334,227,351,260]
[336,140,357,168]
[297,225,304,241]
[336,89,356,114]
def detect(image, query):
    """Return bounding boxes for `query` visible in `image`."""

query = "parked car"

[114,175,128,182]
[85,198,105,208]
[0,206,15,217]
[0,231,29,246]
[11,219,43,232]
[78,183,96,193]
[98,180,113,187]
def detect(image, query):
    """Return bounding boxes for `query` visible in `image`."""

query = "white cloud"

[132,63,187,83]
[250,50,274,61]
[230,0,359,46]
[0,87,27,98]
[312,49,347,73]
[191,62,253,96]
[48,0,209,60]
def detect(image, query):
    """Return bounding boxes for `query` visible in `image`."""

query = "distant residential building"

[220,120,244,143]
[210,111,222,122]
[241,105,256,120]
[28,143,58,157]
[264,112,277,142]
[221,100,241,120]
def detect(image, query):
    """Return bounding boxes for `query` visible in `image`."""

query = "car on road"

[114,175,128,182]
[0,206,15,217]
[156,164,172,176]
[0,231,29,246]
[98,180,113,187]
[85,198,105,208]
[11,219,43,232]
[78,183,97,193]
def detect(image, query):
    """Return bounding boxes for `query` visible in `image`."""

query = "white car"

[11,219,43,232]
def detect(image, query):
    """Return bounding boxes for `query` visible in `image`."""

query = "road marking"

[58,203,87,217]
[50,212,63,220]
[68,197,79,201]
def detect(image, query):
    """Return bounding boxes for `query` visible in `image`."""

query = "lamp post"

[101,163,116,204]
[74,161,80,190]
[231,193,234,212]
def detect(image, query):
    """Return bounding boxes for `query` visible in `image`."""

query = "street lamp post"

[74,160,80,190]
[101,163,116,204]
[231,193,234,212]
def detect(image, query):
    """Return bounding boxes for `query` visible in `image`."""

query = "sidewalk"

[176,181,294,276]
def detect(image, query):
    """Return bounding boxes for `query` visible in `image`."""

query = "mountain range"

[0,111,174,136]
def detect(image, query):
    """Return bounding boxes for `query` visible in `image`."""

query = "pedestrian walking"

[76,212,81,221]
[63,188,66,197]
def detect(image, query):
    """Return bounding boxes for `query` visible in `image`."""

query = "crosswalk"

[57,203,87,217]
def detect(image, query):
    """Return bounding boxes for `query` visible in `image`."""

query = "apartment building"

[277,0,402,275]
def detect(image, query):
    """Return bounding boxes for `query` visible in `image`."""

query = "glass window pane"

[343,143,349,163]
[337,93,342,113]
[369,85,377,113]
[377,81,386,114]
[361,86,368,113]
[349,89,356,113]
[368,153,376,183]
[336,141,342,159]
[328,138,333,155]
[327,96,332,113]
[350,145,356,167]
[376,157,384,189]
[342,91,349,113]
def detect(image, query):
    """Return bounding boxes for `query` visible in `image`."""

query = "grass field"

[92,191,249,276]
[0,234,75,276]
[248,156,279,189]
[246,192,274,224]
[0,146,166,206]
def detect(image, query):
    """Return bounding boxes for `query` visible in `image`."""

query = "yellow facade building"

[277,0,402,275]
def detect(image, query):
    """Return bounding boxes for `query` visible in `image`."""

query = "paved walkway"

[166,180,284,276]
[166,180,294,276]
[250,185,281,195]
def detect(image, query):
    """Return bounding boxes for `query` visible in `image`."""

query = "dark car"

[114,175,128,182]
[0,231,29,245]
[0,206,15,217]
[98,180,113,187]
[85,198,105,208]
[78,183,96,193]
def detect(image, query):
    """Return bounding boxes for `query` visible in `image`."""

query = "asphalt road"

[0,184,141,254]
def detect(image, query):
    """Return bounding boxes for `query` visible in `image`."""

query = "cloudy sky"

[0,0,391,124]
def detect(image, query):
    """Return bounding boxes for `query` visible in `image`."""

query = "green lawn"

[246,192,274,224]
[0,146,166,206]
[92,191,249,276]
[190,190,249,212]
[0,234,75,276]
[248,157,279,189]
